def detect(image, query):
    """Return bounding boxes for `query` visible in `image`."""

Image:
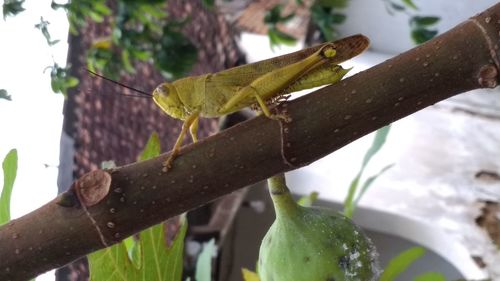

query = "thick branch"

[1,4,499,280]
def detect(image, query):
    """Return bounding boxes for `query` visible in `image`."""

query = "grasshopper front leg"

[163,111,200,171]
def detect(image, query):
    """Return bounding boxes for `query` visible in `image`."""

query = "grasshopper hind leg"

[284,64,351,95]
[252,88,292,122]
[163,112,200,172]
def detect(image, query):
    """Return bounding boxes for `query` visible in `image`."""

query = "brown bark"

[1,3,499,280]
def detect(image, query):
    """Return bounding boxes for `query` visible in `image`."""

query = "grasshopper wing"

[202,34,369,116]
[207,34,369,90]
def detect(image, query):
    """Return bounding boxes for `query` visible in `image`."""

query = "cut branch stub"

[73,170,112,207]
[477,64,498,88]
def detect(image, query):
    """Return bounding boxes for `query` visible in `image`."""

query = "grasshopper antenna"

[85,68,152,98]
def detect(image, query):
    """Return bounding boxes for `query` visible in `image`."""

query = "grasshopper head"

[152,83,189,120]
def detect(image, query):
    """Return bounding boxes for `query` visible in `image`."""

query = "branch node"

[477,64,499,88]
[470,18,500,70]
[72,170,113,247]
[74,170,112,207]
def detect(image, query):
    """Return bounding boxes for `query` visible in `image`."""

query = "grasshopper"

[89,35,369,170]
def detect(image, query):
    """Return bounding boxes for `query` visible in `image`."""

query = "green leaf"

[88,216,188,281]
[411,16,440,27]
[401,0,418,10]
[123,236,142,269]
[344,125,391,218]
[90,132,187,280]
[411,28,438,44]
[1,149,17,225]
[379,247,426,281]
[413,272,447,281]
[361,125,391,168]
[195,239,216,281]
[2,0,25,19]
[0,89,12,101]
[139,132,161,161]
[353,164,394,207]
[343,173,360,218]
[268,27,297,49]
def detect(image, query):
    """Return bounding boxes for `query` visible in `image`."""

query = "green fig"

[258,174,380,281]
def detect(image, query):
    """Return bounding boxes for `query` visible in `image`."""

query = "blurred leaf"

[310,3,345,41]
[0,89,12,101]
[86,45,124,79]
[56,0,196,80]
[35,17,60,46]
[201,0,215,9]
[268,27,297,49]
[297,191,319,207]
[2,0,25,19]
[89,216,187,280]
[411,28,438,44]
[139,132,161,161]
[242,268,260,281]
[195,239,216,281]
[389,2,405,11]
[344,125,391,218]
[121,49,135,74]
[360,125,391,168]
[0,149,17,225]
[47,63,79,97]
[330,13,346,24]
[401,0,418,10]
[413,272,447,281]
[295,0,304,6]
[52,0,111,35]
[316,0,349,8]
[411,16,440,27]
[353,164,393,207]
[92,39,112,49]
[264,4,295,25]
[379,247,426,281]
[154,24,198,79]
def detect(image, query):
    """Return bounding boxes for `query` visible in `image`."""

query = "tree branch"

[1,3,499,280]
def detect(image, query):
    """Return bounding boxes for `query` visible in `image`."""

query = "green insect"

[90,35,369,170]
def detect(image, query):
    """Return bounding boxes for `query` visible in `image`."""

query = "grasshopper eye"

[157,84,169,97]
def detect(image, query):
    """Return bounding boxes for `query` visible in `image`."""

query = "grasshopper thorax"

[152,83,189,120]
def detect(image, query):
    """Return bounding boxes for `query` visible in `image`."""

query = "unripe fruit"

[258,175,380,281]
